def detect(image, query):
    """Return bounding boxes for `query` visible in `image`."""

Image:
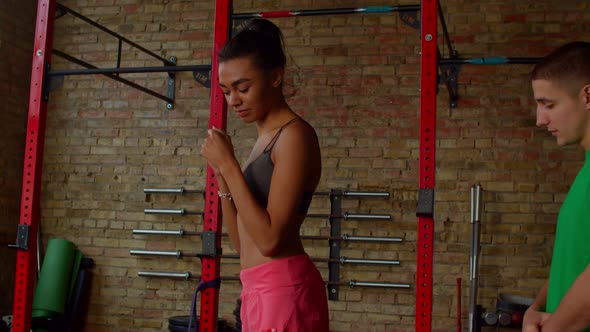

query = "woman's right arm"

[217,175,240,252]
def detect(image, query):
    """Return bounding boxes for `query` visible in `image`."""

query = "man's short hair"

[531,41,590,96]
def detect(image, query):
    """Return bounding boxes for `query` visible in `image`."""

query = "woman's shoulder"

[282,117,318,143]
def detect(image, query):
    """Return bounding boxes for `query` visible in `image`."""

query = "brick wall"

[26,0,590,331]
[0,0,37,316]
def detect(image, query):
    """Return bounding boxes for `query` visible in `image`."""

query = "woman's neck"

[255,99,293,136]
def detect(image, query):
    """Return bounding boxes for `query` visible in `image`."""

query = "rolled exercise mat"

[68,250,83,302]
[32,238,76,318]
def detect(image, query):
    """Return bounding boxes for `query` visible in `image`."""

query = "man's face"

[533,79,590,149]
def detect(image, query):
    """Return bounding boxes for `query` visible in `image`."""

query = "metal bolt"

[166,103,173,110]
[169,79,174,85]
[36,50,43,56]
[425,34,433,41]
[331,289,336,293]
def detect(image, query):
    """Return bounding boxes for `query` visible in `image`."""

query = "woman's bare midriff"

[237,215,306,269]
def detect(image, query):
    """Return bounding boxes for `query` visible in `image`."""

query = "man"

[523,41,590,332]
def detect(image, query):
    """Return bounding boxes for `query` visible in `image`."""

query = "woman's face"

[218,56,280,123]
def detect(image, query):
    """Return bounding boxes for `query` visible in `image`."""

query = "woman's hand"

[201,127,236,176]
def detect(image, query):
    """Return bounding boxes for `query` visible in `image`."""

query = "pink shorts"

[240,254,329,332]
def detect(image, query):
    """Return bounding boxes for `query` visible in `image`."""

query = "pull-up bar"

[233,5,420,19]
[439,57,541,65]
[56,3,174,66]
[438,56,542,108]
[49,64,210,76]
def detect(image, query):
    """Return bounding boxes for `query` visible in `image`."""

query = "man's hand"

[522,306,551,332]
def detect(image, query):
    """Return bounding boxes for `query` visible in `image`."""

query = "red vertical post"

[200,1,230,331]
[416,0,437,331]
[12,1,57,331]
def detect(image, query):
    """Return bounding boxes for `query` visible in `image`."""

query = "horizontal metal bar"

[342,191,390,197]
[341,257,400,265]
[300,235,332,241]
[138,271,241,281]
[138,271,191,280]
[349,280,411,288]
[53,50,172,103]
[137,271,409,289]
[301,234,402,242]
[143,187,390,197]
[131,250,397,265]
[49,64,210,76]
[130,250,181,258]
[131,229,403,243]
[143,187,205,194]
[313,191,389,197]
[133,229,184,236]
[233,5,420,19]
[305,213,330,219]
[57,3,174,65]
[438,57,541,65]
[222,254,240,259]
[144,188,185,194]
[143,208,203,216]
[132,229,227,237]
[306,213,391,220]
[344,213,391,220]
[131,249,239,260]
[342,234,403,242]
[144,208,186,215]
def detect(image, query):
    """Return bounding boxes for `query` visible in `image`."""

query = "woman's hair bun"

[218,19,286,72]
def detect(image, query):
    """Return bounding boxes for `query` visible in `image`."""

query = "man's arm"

[522,281,549,332]
[532,280,548,312]
[541,265,590,332]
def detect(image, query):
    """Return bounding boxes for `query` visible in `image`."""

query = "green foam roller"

[32,238,76,317]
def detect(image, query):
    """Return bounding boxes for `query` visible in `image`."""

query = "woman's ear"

[271,67,284,88]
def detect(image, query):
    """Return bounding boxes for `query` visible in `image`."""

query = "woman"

[200,19,329,332]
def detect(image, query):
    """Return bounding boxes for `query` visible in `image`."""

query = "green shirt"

[547,150,590,326]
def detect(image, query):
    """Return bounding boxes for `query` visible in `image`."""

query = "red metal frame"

[199,1,231,331]
[16,1,439,331]
[12,1,57,331]
[416,0,437,331]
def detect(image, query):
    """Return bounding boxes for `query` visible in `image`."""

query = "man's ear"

[584,84,590,110]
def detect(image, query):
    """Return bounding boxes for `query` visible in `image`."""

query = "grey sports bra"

[243,118,314,215]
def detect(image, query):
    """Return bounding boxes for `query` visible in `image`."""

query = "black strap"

[187,278,222,332]
[263,117,300,152]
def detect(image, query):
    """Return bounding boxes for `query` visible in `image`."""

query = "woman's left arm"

[541,264,590,332]
[206,124,316,256]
